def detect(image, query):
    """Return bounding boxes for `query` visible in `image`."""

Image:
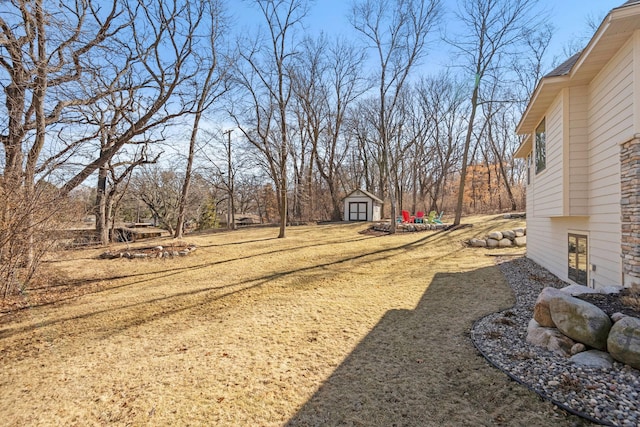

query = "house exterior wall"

[524,33,637,290]
[532,93,565,218]
[525,93,569,282]
[586,36,634,288]
[568,86,590,215]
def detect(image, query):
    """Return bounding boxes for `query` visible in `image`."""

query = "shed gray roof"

[620,0,640,6]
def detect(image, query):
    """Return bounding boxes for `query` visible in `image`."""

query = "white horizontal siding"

[533,95,564,217]
[583,36,633,288]
[589,230,622,286]
[568,86,589,215]
[526,216,619,289]
[526,217,590,285]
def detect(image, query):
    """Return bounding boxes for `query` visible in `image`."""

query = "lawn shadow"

[0,229,450,339]
[285,267,584,427]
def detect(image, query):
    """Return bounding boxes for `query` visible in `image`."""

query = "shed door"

[349,202,368,221]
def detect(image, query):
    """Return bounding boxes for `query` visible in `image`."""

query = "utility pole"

[224,129,235,230]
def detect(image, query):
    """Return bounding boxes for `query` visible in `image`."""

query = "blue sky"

[231,0,625,74]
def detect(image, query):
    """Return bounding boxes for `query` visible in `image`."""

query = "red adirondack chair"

[401,210,413,223]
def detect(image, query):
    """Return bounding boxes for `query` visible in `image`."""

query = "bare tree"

[130,165,210,235]
[230,0,310,238]
[448,0,544,226]
[512,23,553,107]
[0,0,221,293]
[350,0,441,233]
[291,35,368,220]
[415,73,466,213]
[175,0,231,238]
[97,146,160,244]
[480,84,521,212]
[61,0,212,194]
[0,0,126,292]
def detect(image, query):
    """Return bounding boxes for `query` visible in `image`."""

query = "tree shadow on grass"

[0,229,452,340]
[285,267,589,427]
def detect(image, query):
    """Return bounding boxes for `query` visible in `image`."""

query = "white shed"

[343,189,383,222]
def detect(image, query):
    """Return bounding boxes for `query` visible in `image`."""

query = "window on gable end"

[535,118,546,174]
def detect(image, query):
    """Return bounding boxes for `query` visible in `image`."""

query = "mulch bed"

[575,288,640,318]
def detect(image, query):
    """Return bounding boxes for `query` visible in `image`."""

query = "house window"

[568,234,588,286]
[526,154,531,185]
[535,118,546,174]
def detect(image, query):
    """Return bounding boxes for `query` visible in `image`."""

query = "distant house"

[514,0,640,290]
[343,189,383,222]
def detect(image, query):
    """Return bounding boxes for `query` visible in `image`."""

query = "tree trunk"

[95,166,110,244]
[454,83,480,226]
[278,175,287,238]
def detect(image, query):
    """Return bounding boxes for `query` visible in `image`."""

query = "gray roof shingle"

[544,51,582,77]
[547,1,640,78]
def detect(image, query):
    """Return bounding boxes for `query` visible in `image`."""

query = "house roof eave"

[517,2,640,135]
[514,134,532,159]
[516,75,570,135]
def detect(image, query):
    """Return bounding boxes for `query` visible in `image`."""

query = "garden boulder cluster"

[467,228,526,248]
[371,222,447,233]
[99,244,197,259]
[529,285,640,370]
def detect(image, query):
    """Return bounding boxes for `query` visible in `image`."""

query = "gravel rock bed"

[471,257,640,427]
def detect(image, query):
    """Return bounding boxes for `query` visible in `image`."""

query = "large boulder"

[533,287,564,327]
[526,319,575,356]
[488,231,503,240]
[549,293,612,350]
[468,238,487,248]
[514,236,527,247]
[498,238,513,248]
[502,230,516,240]
[486,238,499,248]
[569,350,614,369]
[513,228,525,237]
[607,316,640,370]
[560,284,599,296]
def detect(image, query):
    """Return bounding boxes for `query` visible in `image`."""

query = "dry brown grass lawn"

[0,215,591,426]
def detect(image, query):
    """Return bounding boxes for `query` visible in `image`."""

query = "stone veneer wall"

[620,136,640,286]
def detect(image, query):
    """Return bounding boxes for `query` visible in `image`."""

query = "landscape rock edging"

[99,244,197,259]
[467,227,526,248]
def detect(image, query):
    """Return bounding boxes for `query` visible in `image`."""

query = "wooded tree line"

[1,0,558,295]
